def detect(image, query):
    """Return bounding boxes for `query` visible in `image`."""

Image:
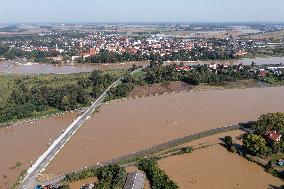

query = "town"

[0,24,284,65]
[1,1,284,188]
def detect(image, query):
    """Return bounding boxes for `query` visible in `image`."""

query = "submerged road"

[18,68,143,189]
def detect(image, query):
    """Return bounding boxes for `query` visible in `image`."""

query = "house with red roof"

[263,131,282,143]
[176,65,191,72]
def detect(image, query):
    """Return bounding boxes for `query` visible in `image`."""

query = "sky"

[0,0,284,23]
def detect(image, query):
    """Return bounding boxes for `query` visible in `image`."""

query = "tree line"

[0,70,117,123]
[137,158,179,189]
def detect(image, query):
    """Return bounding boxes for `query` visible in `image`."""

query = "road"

[37,124,243,187]
[18,68,142,189]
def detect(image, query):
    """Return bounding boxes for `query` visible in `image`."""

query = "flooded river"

[0,112,79,189]
[0,61,149,75]
[0,56,284,74]
[45,86,284,176]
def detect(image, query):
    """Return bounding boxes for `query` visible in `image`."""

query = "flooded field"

[159,133,283,189]
[1,56,283,74]
[45,86,284,176]
[0,112,79,189]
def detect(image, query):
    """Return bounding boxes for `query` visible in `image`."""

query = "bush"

[106,83,134,101]
[253,112,284,135]
[242,133,268,156]
[96,164,127,189]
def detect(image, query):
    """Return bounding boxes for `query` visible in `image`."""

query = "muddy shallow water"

[159,147,283,188]
[1,56,283,74]
[0,61,149,74]
[44,86,284,176]
[0,112,79,189]
[159,131,283,189]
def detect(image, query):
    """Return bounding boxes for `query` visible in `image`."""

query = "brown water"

[1,56,284,74]
[0,112,79,189]
[45,86,284,176]
[159,131,283,189]
[193,56,284,66]
[0,61,149,74]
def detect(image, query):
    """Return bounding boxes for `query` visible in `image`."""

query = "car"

[35,185,42,189]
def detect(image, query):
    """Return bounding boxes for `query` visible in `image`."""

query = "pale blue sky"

[0,0,284,23]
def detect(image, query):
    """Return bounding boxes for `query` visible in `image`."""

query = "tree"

[60,96,71,111]
[242,133,268,156]
[224,136,236,152]
[253,112,284,135]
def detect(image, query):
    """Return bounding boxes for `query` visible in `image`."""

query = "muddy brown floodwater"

[0,61,150,74]
[0,112,79,189]
[158,131,283,189]
[44,86,284,177]
[1,56,284,75]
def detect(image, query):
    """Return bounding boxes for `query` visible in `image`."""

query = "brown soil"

[129,82,193,98]
[158,134,283,189]
[44,87,284,176]
[0,112,79,189]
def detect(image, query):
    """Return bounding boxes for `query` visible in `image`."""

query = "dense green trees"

[186,64,257,85]
[137,159,179,189]
[0,83,89,123]
[242,133,268,156]
[96,164,127,189]
[224,136,236,153]
[91,70,115,98]
[64,164,126,189]
[144,61,179,84]
[253,112,284,135]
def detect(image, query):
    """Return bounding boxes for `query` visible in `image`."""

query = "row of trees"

[144,61,180,84]
[137,158,178,189]
[64,164,126,189]
[80,47,237,64]
[186,65,257,85]
[96,164,127,189]
[0,70,118,123]
[0,82,89,123]
[143,61,257,86]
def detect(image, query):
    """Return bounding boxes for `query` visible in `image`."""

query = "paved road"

[18,68,143,189]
